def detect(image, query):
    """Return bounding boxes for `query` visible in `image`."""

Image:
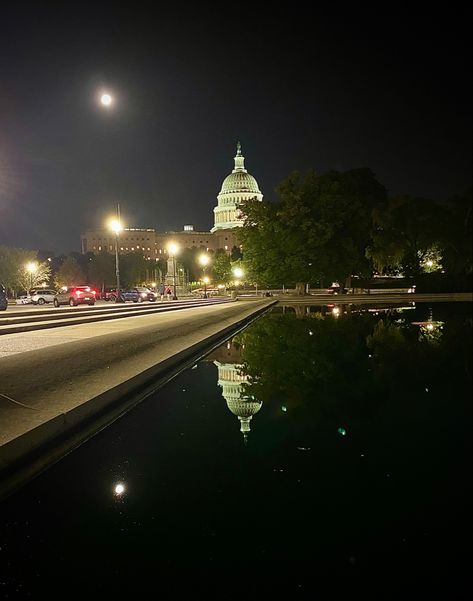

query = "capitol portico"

[80,143,263,257]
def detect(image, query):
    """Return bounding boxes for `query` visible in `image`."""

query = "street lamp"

[198,253,210,298]
[203,276,210,299]
[110,218,125,303]
[167,243,179,300]
[232,267,244,297]
[26,261,38,293]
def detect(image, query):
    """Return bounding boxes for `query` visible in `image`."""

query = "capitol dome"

[220,170,261,195]
[211,142,263,232]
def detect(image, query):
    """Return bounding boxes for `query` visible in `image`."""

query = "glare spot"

[337,427,347,436]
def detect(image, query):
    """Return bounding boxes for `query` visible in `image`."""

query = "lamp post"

[198,253,210,298]
[168,243,179,300]
[110,217,124,303]
[202,276,210,299]
[232,267,244,297]
[26,262,38,294]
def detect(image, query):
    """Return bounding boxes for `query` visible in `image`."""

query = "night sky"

[1,6,471,253]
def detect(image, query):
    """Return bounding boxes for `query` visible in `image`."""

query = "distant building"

[80,143,263,257]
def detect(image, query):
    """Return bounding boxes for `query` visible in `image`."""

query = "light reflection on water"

[0,302,471,597]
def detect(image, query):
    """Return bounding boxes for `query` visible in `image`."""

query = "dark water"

[0,302,471,599]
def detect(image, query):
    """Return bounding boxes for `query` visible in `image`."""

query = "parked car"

[192,287,219,298]
[134,286,157,301]
[121,289,140,302]
[103,288,140,302]
[31,289,56,305]
[0,284,7,311]
[54,286,96,307]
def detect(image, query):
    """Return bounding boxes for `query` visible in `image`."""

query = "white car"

[31,289,56,305]
[16,295,31,305]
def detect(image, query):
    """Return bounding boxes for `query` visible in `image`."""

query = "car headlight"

[141,293,147,297]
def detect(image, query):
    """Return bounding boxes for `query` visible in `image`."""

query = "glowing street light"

[109,213,125,303]
[167,242,179,300]
[232,266,244,297]
[26,261,38,293]
[198,253,211,298]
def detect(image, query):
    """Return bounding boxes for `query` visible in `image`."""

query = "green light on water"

[337,427,347,436]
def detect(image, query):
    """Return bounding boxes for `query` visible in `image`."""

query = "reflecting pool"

[0,302,471,598]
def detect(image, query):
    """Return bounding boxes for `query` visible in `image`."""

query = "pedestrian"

[159,282,165,301]
[165,285,172,300]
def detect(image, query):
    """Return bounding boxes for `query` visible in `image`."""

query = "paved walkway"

[0,299,274,496]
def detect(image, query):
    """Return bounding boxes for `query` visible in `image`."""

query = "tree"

[211,249,232,285]
[120,252,148,287]
[180,247,208,282]
[17,260,52,292]
[439,189,472,281]
[239,168,387,291]
[0,246,29,291]
[367,195,444,276]
[0,246,52,294]
[230,245,243,261]
[55,257,85,287]
[88,251,115,289]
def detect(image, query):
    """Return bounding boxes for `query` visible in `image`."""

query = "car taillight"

[91,290,96,295]
[76,290,83,296]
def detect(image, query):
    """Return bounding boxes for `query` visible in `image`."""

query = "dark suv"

[104,288,140,302]
[54,286,96,307]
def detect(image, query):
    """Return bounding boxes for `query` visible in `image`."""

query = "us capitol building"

[80,143,263,258]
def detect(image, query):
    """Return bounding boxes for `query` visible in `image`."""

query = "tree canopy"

[238,168,387,288]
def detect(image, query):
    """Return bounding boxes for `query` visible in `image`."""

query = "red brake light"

[75,290,83,296]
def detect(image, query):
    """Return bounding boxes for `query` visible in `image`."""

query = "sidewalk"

[0,299,275,498]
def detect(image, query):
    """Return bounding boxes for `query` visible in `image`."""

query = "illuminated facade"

[80,143,262,256]
[211,142,263,232]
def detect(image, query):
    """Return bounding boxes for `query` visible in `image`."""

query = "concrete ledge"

[0,300,275,500]
[274,292,473,304]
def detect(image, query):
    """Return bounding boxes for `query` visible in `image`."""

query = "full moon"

[100,93,113,106]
